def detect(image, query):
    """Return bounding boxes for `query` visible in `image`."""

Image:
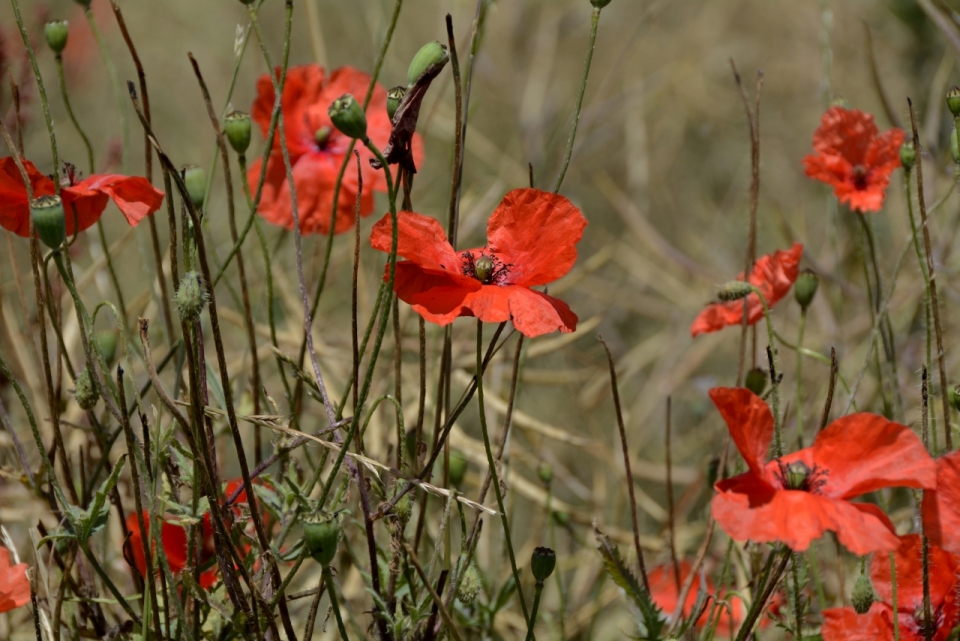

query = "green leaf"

[80,454,127,541]
[594,524,666,640]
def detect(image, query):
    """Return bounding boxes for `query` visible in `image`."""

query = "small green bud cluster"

[899,141,916,170]
[851,573,875,614]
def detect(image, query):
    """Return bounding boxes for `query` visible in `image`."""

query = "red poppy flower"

[710,387,936,555]
[649,561,762,636]
[248,65,422,235]
[803,106,905,213]
[690,243,803,337]
[822,535,960,641]
[369,188,587,337]
[0,157,164,237]
[922,450,960,556]
[0,546,30,614]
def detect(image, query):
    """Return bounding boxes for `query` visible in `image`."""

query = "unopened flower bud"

[96,331,119,364]
[783,461,810,490]
[794,269,819,311]
[947,86,960,118]
[531,547,556,583]
[538,463,553,485]
[223,111,251,155]
[899,141,916,170]
[407,41,449,87]
[45,21,69,55]
[182,164,206,209]
[474,256,495,283]
[387,86,406,121]
[457,563,483,604]
[31,195,67,250]
[449,449,468,487]
[717,280,753,302]
[175,271,208,322]
[328,94,367,140]
[394,492,412,523]
[75,366,99,411]
[851,573,875,614]
[304,516,339,567]
[744,368,767,397]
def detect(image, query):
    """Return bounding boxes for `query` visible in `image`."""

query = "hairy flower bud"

[387,86,406,121]
[75,366,99,411]
[457,563,483,604]
[531,547,556,583]
[31,195,67,251]
[45,21,69,55]
[717,280,753,302]
[851,573,875,614]
[175,271,208,322]
[304,516,339,567]
[794,269,819,311]
[744,368,767,397]
[407,41,449,87]
[328,94,368,140]
[223,110,252,155]
[182,164,206,209]
[899,141,916,170]
[394,492,412,523]
[947,87,960,118]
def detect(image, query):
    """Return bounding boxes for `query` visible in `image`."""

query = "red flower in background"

[690,243,803,337]
[0,157,164,237]
[922,450,960,556]
[0,546,30,614]
[803,106,904,213]
[370,188,586,337]
[822,535,960,641]
[709,387,935,555]
[248,65,422,235]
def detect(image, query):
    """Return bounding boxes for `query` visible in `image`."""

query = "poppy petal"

[252,64,325,159]
[370,211,463,274]
[0,157,55,237]
[871,534,960,611]
[391,262,479,312]
[822,604,897,641]
[0,547,30,614]
[813,414,936,499]
[71,174,165,227]
[922,451,960,556]
[274,153,366,235]
[502,286,578,337]
[486,189,587,287]
[709,387,773,476]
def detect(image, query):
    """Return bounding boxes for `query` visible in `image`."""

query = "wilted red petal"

[391,262,479,312]
[871,535,960,612]
[709,387,773,475]
[252,64,325,159]
[370,211,464,275]
[485,189,587,287]
[822,604,898,641]
[72,174,164,227]
[0,547,30,614]
[813,414,936,499]
[810,106,879,162]
[0,157,56,237]
[922,451,960,556]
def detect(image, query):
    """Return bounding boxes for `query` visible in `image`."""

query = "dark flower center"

[461,251,510,285]
[851,164,868,190]
[59,162,81,187]
[775,460,827,493]
[315,126,333,150]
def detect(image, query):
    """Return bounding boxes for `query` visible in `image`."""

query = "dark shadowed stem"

[665,397,680,591]
[599,335,649,592]
[524,582,545,641]
[910,99,952,449]
[322,568,350,641]
[476,320,530,620]
[734,549,790,641]
[352,152,363,414]
[302,575,326,640]
[553,6,601,194]
[416,316,427,471]
[819,347,838,431]
[920,368,933,641]
[446,14,464,243]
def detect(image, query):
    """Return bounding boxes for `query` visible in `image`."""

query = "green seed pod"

[530,546,556,583]
[947,87,960,118]
[744,368,767,397]
[45,21,69,55]
[474,256,495,283]
[175,271,208,322]
[75,366,99,411]
[223,111,252,155]
[591,0,613,7]
[899,141,916,170]
[96,331,119,365]
[537,463,553,485]
[31,195,67,251]
[457,563,483,604]
[328,94,368,140]
[182,164,206,209]
[407,41,449,87]
[449,449,468,487]
[783,461,811,490]
[304,516,339,567]
[851,572,875,615]
[387,86,406,121]
[717,280,753,302]
[794,269,819,311]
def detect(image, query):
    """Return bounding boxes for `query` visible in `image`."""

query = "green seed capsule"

[947,86,960,118]
[457,563,483,604]
[387,86,406,121]
[531,546,556,583]
[182,165,206,209]
[75,366,99,411]
[744,368,767,397]
[794,269,819,311]
[899,141,916,170]
[31,195,67,251]
[328,94,368,140]
[449,449,468,487]
[591,0,613,7]
[407,41,449,87]
[304,517,339,567]
[45,21,69,55]
[223,111,252,155]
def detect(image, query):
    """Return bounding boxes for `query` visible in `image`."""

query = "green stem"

[796,308,806,447]
[789,552,804,636]
[553,7,601,193]
[323,568,350,641]
[55,56,95,173]
[79,540,140,623]
[749,285,781,455]
[524,582,544,641]
[807,544,828,615]
[84,7,129,173]
[890,553,900,641]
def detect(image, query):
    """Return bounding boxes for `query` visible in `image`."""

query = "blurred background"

[2,0,960,637]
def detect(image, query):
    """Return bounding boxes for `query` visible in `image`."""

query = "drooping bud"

[45,21,69,55]
[303,516,339,567]
[449,449,468,487]
[328,94,368,140]
[537,463,553,485]
[96,331,119,364]
[223,111,252,155]
[314,126,332,148]
[181,164,206,209]
[794,269,819,311]
[474,256,495,283]
[175,271,208,322]
[744,368,767,397]
[947,86,960,118]
[851,573,875,614]
[75,366,99,411]
[387,86,406,121]
[407,41,449,87]
[717,280,753,302]
[457,563,483,604]
[899,141,916,170]
[531,547,556,583]
[783,461,811,490]
[31,195,67,251]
